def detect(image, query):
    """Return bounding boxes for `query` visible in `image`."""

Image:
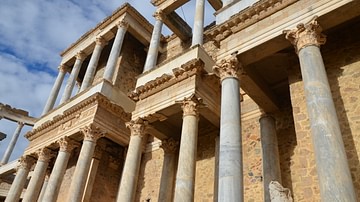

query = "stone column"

[173,95,202,202]
[80,36,107,92]
[213,55,243,202]
[60,51,86,104]
[259,114,281,202]
[42,137,78,202]
[158,138,178,202]
[1,122,24,165]
[5,156,36,202]
[67,124,104,202]
[37,170,50,202]
[42,65,68,115]
[82,146,103,202]
[116,119,148,202]
[143,10,164,73]
[214,136,220,202]
[23,148,54,202]
[284,17,356,201]
[192,0,205,46]
[103,20,128,82]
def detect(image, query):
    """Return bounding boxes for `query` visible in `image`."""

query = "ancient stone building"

[1,0,360,201]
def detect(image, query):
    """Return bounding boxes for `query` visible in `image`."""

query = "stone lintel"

[208,0,222,11]
[0,103,36,126]
[163,11,192,41]
[154,0,191,14]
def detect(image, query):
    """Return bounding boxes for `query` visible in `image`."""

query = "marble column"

[158,138,178,202]
[103,20,128,82]
[37,170,50,202]
[192,0,205,46]
[173,95,202,202]
[116,119,148,202]
[60,51,86,104]
[42,137,78,202]
[67,124,104,202]
[214,136,220,202]
[1,122,24,165]
[80,36,107,92]
[143,10,164,73]
[213,55,243,202]
[284,17,356,201]
[42,65,68,115]
[23,148,54,202]
[259,114,281,202]
[5,156,36,202]
[82,146,103,202]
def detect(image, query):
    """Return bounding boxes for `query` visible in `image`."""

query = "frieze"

[205,0,299,43]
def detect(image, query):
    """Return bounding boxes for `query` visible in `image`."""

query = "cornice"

[25,93,131,141]
[205,0,299,43]
[128,59,205,101]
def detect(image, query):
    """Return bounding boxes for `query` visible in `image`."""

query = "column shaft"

[143,16,163,73]
[1,122,24,165]
[60,52,85,104]
[103,21,127,82]
[192,0,205,46]
[37,174,49,202]
[42,65,67,114]
[260,115,281,202]
[80,37,106,92]
[82,158,100,202]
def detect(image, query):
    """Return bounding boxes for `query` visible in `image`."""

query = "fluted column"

[42,65,68,115]
[173,95,202,202]
[284,17,356,201]
[82,146,103,202]
[67,124,104,202]
[5,156,36,202]
[60,51,86,104]
[213,55,243,202]
[42,137,78,202]
[259,114,281,202]
[158,138,178,202]
[192,0,205,46]
[1,122,24,165]
[80,36,107,92]
[143,10,164,73]
[116,118,148,202]
[103,20,128,82]
[23,148,54,202]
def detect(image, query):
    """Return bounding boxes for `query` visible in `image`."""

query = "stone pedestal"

[66,124,104,202]
[103,21,128,82]
[116,119,148,202]
[42,65,68,114]
[80,36,107,92]
[213,56,243,202]
[284,17,356,201]
[158,138,178,202]
[259,114,281,202]
[42,137,78,202]
[23,148,54,202]
[60,51,86,104]
[192,0,205,46]
[143,10,163,73]
[1,122,24,165]
[5,156,35,202]
[173,96,201,202]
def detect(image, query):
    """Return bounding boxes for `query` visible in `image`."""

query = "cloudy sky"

[0,0,215,163]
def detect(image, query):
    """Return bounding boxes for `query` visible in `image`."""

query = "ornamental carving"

[17,155,36,171]
[76,51,86,61]
[81,123,105,142]
[59,64,69,73]
[95,36,107,47]
[269,181,293,202]
[36,147,55,162]
[153,9,165,21]
[125,118,148,138]
[177,94,204,117]
[283,16,326,53]
[117,20,129,29]
[213,55,242,81]
[160,138,179,153]
[58,136,79,153]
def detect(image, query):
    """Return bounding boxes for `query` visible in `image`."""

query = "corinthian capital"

[284,16,326,53]
[58,136,79,153]
[177,94,203,117]
[36,148,55,162]
[213,55,241,81]
[161,138,179,153]
[76,51,86,61]
[81,124,105,142]
[58,64,69,73]
[153,9,165,21]
[117,20,129,29]
[125,118,148,138]
[17,155,36,171]
[95,36,107,47]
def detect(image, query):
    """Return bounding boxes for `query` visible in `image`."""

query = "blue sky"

[0,0,215,162]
